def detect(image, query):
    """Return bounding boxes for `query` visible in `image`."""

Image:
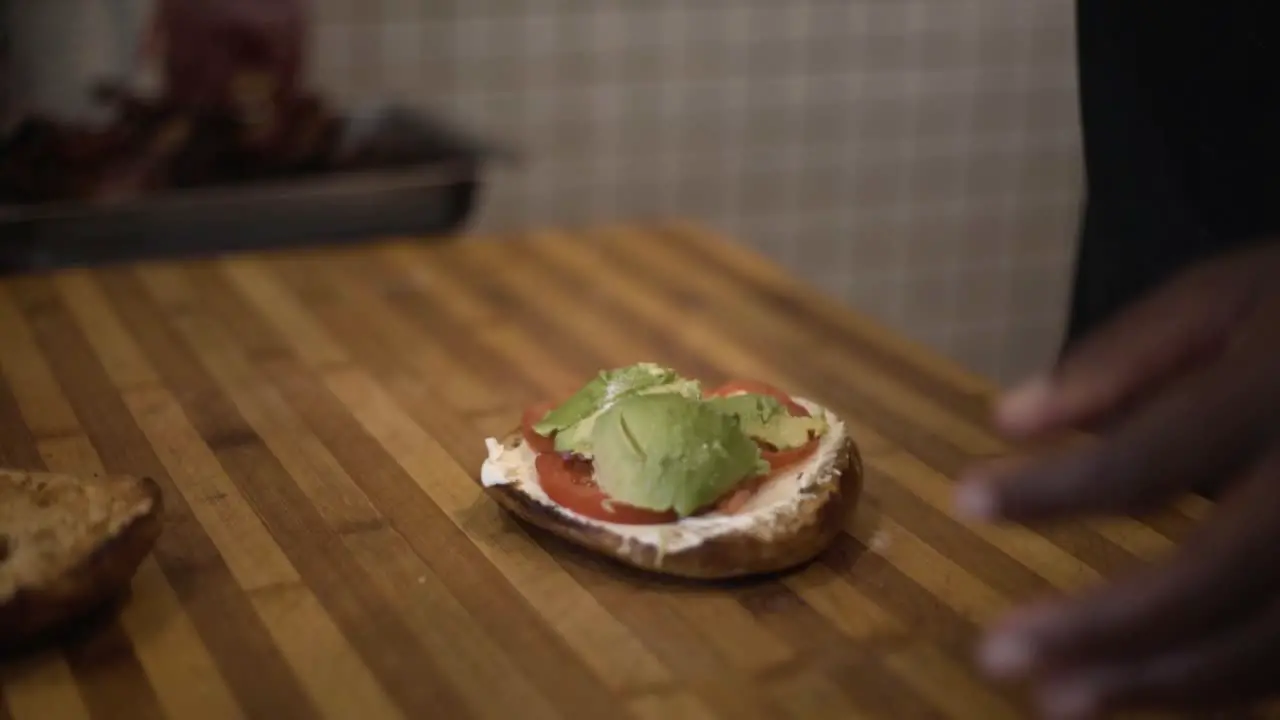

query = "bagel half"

[479,397,862,580]
[0,469,163,649]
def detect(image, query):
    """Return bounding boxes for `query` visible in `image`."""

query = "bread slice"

[479,398,862,580]
[0,469,163,649]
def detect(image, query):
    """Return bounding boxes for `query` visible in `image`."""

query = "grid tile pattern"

[100,0,1092,383]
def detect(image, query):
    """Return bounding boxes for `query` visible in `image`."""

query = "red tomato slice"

[706,380,811,418]
[707,379,820,471]
[713,474,769,515]
[760,437,820,472]
[535,453,678,526]
[528,380,820,523]
[520,402,559,455]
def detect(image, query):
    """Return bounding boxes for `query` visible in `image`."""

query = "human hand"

[149,0,309,111]
[954,240,1280,718]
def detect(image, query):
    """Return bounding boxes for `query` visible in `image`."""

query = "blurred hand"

[954,240,1280,719]
[150,0,309,110]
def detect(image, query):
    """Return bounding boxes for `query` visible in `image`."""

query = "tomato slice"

[521,402,559,455]
[535,453,678,525]
[713,474,769,515]
[759,437,819,472]
[707,379,820,471]
[528,379,820,523]
[706,379,811,418]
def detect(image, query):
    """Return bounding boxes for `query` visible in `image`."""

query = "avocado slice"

[590,393,766,517]
[533,363,701,457]
[704,393,827,450]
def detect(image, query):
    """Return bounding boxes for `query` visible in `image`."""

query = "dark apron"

[1066,1,1280,348]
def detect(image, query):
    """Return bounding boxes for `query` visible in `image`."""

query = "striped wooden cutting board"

[0,222,1216,719]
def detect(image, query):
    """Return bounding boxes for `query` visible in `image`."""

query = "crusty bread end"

[481,428,862,580]
[0,470,163,649]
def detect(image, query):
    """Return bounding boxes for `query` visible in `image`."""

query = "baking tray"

[0,105,510,273]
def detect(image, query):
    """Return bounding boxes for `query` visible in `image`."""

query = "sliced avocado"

[705,393,827,450]
[553,378,701,457]
[590,393,766,517]
[532,362,681,437]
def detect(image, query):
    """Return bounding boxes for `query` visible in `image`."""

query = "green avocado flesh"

[703,393,828,450]
[532,363,828,517]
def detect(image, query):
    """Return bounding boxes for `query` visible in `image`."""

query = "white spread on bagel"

[481,397,847,555]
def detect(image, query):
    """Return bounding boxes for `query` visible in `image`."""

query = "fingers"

[994,256,1259,440]
[1037,597,1280,719]
[975,449,1280,688]
[958,345,1268,523]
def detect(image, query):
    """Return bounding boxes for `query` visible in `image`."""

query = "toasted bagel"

[480,398,861,580]
[0,469,163,649]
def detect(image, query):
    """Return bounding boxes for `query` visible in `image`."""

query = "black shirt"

[1067,2,1280,345]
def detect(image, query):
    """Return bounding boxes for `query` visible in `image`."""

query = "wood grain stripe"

[126,265,467,720]
[780,563,903,641]
[1,657,90,720]
[788,651,953,720]
[216,260,350,370]
[461,236,715,383]
[240,257,668,709]
[860,465,1056,600]
[0,286,80,439]
[869,451,1101,591]
[730,584,930,716]
[245,252,522,414]
[364,247,580,398]
[317,369,674,707]
[32,424,244,720]
[89,330,344,719]
[665,221,996,403]
[761,669,874,720]
[189,266,609,720]
[52,272,162,390]
[881,643,1024,720]
[849,514,1009,625]
[608,227,1001,452]
[122,386,302,592]
[647,226,997,437]
[627,691,719,720]
[0,282,166,720]
[494,235,732,386]
[0,339,90,720]
[8,276,314,717]
[112,557,243,720]
[546,561,787,719]
[821,534,978,657]
[91,268,396,720]
[0,369,43,470]
[411,248,601,396]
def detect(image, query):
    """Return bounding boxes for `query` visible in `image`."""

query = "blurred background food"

[0,1,1081,386]
[0,0,461,204]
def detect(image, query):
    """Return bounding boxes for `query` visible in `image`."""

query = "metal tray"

[0,105,509,273]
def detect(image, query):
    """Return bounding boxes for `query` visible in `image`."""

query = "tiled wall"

[25,0,1085,384]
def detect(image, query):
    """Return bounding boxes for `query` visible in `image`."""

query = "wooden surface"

[0,222,1215,719]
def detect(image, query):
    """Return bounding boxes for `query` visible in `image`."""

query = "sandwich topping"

[516,363,828,525]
